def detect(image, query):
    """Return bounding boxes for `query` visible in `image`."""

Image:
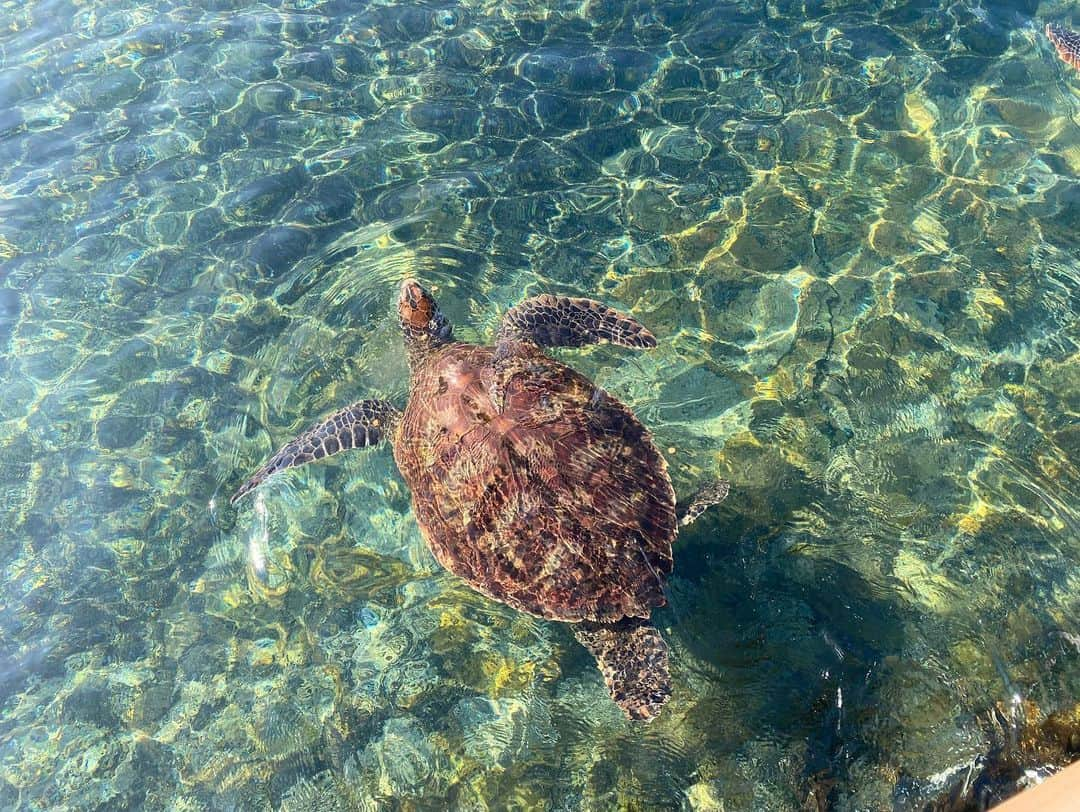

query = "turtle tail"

[573,617,672,722]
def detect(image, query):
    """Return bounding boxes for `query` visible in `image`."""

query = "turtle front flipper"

[231,399,400,504]
[1047,23,1080,70]
[573,617,672,722]
[497,294,657,352]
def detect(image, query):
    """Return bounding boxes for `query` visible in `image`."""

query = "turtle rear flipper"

[498,294,657,351]
[678,479,731,527]
[231,399,400,504]
[573,618,671,722]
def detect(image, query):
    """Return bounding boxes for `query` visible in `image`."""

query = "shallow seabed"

[0,0,1079,808]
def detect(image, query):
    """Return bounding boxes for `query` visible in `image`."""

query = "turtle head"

[398,279,452,360]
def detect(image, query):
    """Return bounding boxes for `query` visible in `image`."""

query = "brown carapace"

[1047,23,1080,71]
[232,279,729,721]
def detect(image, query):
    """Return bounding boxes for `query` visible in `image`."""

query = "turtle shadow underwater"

[658,503,914,807]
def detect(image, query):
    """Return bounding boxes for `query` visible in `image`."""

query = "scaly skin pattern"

[393,342,677,623]
[574,619,672,721]
[1047,23,1080,71]
[498,294,658,349]
[231,399,399,503]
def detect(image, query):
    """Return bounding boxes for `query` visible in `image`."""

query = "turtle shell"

[393,342,677,623]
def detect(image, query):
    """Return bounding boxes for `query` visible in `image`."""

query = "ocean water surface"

[1,0,1079,808]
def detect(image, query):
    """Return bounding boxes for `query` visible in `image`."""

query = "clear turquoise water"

[1,0,1079,809]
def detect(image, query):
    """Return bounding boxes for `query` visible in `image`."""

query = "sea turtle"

[231,280,728,721]
[1047,23,1080,71]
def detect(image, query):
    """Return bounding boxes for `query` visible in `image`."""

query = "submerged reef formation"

[919,699,1080,810]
